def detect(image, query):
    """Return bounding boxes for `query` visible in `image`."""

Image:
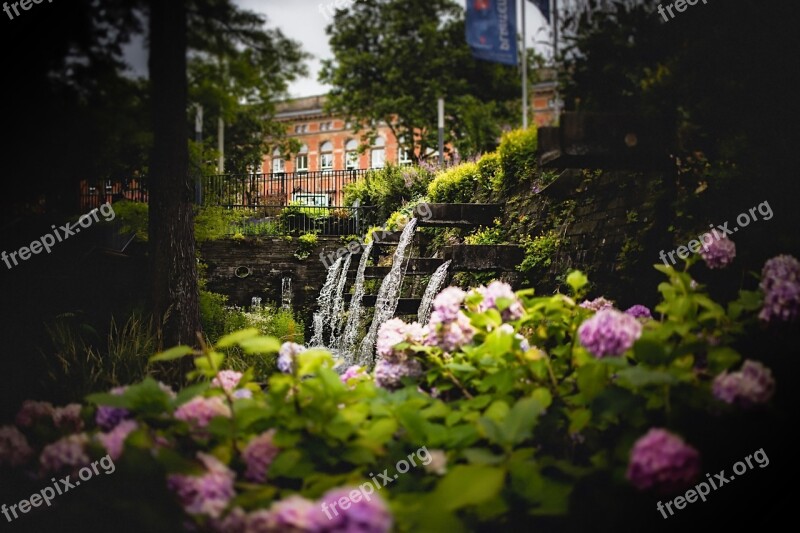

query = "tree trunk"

[148,0,200,352]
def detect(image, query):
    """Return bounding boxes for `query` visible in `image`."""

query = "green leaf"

[215,328,260,349]
[433,465,506,511]
[502,396,546,446]
[633,337,671,365]
[567,408,591,434]
[149,345,194,363]
[239,336,281,354]
[463,448,505,465]
[707,347,741,374]
[576,363,608,401]
[566,270,589,294]
[616,366,678,388]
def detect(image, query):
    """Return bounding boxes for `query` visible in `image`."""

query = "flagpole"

[521,0,528,129]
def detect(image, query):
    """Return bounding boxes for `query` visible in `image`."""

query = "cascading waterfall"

[340,240,374,363]
[357,218,418,367]
[281,277,292,309]
[328,252,353,349]
[417,260,452,325]
[309,256,344,347]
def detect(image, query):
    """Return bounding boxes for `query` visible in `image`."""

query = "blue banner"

[466,0,518,66]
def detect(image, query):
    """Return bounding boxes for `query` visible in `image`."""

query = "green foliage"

[111,200,149,241]
[294,232,319,260]
[464,219,505,245]
[344,164,433,221]
[320,0,522,162]
[427,162,483,203]
[497,128,538,191]
[194,207,250,242]
[38,313,156,401]
[477,152,503,193]
[384,196,431,231]
[517,230,562,273]
[11,256,791,530]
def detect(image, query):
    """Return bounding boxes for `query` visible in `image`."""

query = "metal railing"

[78,170,377,236]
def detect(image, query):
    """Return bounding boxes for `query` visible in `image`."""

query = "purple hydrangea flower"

[425,310,475,352]
[174,396,231,430]
[40,434,90,475]
[625,305,653,320]
[250,495,319,531]
[713,360,775,407]
[626,428,701,494]
[167,453,236,519]
[317,486,393,533]
[278,342,306,374]
[210,507,247,533]
[699,233,736,269]
[232,388,253,400]
[212,370,243,392]
[242,430,280,483]
[759,255,800,323]
[0,426,34,468]
[95,386,131,431]
[374,358,423,390]
[52,404,83,433]
[578,309,642,358]
[579,297,616,312]
[16,401,54,428]
[475,281,524,321]
[432,287,467,322]
[96,419,138,461]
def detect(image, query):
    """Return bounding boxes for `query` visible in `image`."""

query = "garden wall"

[200,237,350,324]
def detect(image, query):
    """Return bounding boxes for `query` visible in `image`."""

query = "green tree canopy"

[319,0,528,160]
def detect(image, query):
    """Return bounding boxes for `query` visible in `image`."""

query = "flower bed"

[1,252,798,531]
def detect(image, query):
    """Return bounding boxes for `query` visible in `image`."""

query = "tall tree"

[148,0,200,349]
[319,0,523,160]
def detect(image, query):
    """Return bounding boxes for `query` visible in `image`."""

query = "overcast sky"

[125,0,552,98]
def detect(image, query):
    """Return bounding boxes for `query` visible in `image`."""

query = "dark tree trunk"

[148,0,200,351]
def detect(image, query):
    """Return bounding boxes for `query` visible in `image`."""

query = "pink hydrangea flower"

[317,486,393,533]
[16,401,54,428]
[475,281,524,320]
[713,360,775,407]
[211,370,243,392]
[699,233,736,269]
[167,453,236,519]
[53,404,83,433]
[242,430,280,483]
[40,434,90,475]
[0,426,34,468]
[578,309,642,358]
[174,396,231,431]
[626,428,701,494]
[96,419,138,461]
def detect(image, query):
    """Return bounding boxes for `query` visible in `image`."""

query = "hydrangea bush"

[0,253,796,531]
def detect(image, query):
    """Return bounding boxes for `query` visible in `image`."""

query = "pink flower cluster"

[242,430,280,483]
[211,370,243,392]
[96,419,138,460]
[713,360,775,407]
[475,281,524,321]
[376,318,426,362]
[53,403,83,433]
[626,428,701,494]
[167,453,236,519]
[278,342,307,374]
[580,297,615,312]
[759,254,800,323]
[15,400,54,427]
[174,396,232,430]
[0,426,33,468]
[578,309,642,358]
[699,234,736,269]
[40,434,90,475]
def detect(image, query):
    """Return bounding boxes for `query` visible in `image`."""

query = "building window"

[294,124,308,134]
[345,139,359,170]
[320,121,333,131]
[371,136,386,169]
[320,141,334,170]
[398,137,413,166]
[296,144,309,172]
[272,148,284,173]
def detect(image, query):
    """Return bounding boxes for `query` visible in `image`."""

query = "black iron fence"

[78,170,377,236]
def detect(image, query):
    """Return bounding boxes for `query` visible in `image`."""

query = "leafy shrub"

[427,162,482,203]
[497,127,538,190]
[194,206,251,242]
[384,196,431,231]
[344,164,433,220]
[477,151,503,192]
[294,232,318,260]
[464,218,505,245]
[517,230,562,273]
[8,254,792,531]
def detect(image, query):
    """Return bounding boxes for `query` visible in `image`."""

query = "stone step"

[414,203,502,228]
[442,244,524,272]
[344,295,422,314]
[348,258,445,278]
